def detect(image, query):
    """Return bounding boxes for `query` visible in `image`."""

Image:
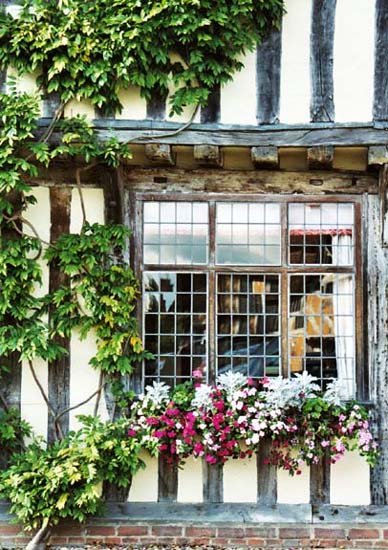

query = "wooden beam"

[125,168,377,195]
[310,0,336,122]
[145,143,175,166]
[379,164,388,246]
[257,440,277,505]
[158,457,178,502]
[251,146,279,169]
[38,119,388,147]
[200,85,221,124]
[374,0,388,121]
[368,146,388,166]
[256,25,282,125]
[48,187,71,444]
[310,452,331,507]
[193,145,222,167]
[203,462,223,503]
[307,146,334,170]
[147,87,168,121]
[42,91,62,118]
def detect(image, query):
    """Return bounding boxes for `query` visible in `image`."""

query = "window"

[139,196,363,399]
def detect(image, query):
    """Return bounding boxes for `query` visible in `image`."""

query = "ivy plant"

[0,0,284,115]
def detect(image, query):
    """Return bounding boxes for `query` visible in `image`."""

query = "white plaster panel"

[64,99,96,120]
[21,358,48,439]
[277,464,310,504]
[127,451,159,502]
[330,451,370,505]
[177,457,203,502]
[116,87,147,120]
[333,0,374,122]
[223,456,257,502]
[70,187,105,233]
[69,330,108,431]
[220,51,257,125]
[279,0,312,123]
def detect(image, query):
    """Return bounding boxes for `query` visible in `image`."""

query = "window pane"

[143,272,208,386]
[144,202,208,265]
[288,203,354,266]
[216,202,281,265]
[216,274,280,378]
[288,273,355,397]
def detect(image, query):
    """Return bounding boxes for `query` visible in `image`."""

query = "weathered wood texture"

[42,91,62,118]
[145,143,175,166]
[256,25,282,125]
[310,452,331,506]
[158,457,178,502]
[39,120,388,147]
[201,85,221,124]
[257,439,277,505]
[307,146,334,170]
[251,146,279,169]
[381,165,388,246]
[48,187,71,443]
[369,146,388,166]
[147,87,168,121]
[125,168,377,195]
[193,145,222,167]
[203,462,223,503]
[374,0,388,121]
[367,194,388,504]
[310,0,336,122]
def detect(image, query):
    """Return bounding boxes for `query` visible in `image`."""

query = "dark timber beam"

[256,25,282,125]
[48,187,71,443]
[257,440,277,505]
[310,0,336,122]
[147,87,168,121]
[374,0,388,121]
[200,85,221,124]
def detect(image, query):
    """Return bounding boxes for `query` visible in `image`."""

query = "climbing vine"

[0,1,286,547]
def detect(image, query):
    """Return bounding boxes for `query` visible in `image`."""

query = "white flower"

[144,381,171,405]
[261,372,320,409]
[192,384,213,410]
[323,379,345,406]
[217,370,247,397]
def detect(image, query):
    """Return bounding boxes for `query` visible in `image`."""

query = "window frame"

[132,193,365,400]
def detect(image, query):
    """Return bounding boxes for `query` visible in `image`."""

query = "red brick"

[86,526,116,536]
[315,528,346,539]
[118,525,148,536]
[49,536,69,544]
[279,528,310,539]
[0,526,24,536]
[245,527,277,538]
[53,524,85,536]
[68,537,86,544]
[185,527,216,537]
[151,526,183,536]
[102,537,122,545]
[217,527,245,538]
[120,536,142,543]
[349,529,380,540]
[353,541,374,547]
[246,538,266,546]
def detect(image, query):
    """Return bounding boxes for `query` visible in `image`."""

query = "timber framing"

[36,119,388,147]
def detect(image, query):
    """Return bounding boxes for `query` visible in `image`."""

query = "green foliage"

[0,416,144,530]
[45,222,153,374]
[0,409,31,454]
[0,0,284,115]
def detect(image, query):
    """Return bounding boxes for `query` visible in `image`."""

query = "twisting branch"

[93,370,105,418]
[55,375,106,422]
[75,162,99,229]
[0,390,10,412]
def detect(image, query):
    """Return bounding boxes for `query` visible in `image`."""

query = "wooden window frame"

[131,193,366,400]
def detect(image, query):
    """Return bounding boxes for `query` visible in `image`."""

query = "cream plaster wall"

[279,0,312,124]
[128,451,159,502]
[177,457,203,503]
[333,0,374,122]
[277,463,310,504]
[223,456,257,502]
[116,87,147,120]
[220,51,257,125]
[330,451,370,505]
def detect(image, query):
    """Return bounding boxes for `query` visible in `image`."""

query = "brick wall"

[2,522,388,549]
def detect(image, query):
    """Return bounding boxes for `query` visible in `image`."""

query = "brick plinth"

[2,522,388,548]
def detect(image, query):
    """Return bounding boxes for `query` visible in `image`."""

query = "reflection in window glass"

[288,203,354,266]
[289,273,355,397]
[216,203,281,265]
[216,274,280,378]
[143,272,207,387]
[144,202,208,265]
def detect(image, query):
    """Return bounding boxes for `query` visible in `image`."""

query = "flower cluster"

[129,372,378,475]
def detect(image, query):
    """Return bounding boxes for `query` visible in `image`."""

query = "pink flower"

[205,455,217,464]
[321,440,330,448]
[146,416,159,425]
[128,429,136,437]
[193,369,203,379]
[194,442,204,454]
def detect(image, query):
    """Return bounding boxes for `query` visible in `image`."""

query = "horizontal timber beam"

[36,119,388,148]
